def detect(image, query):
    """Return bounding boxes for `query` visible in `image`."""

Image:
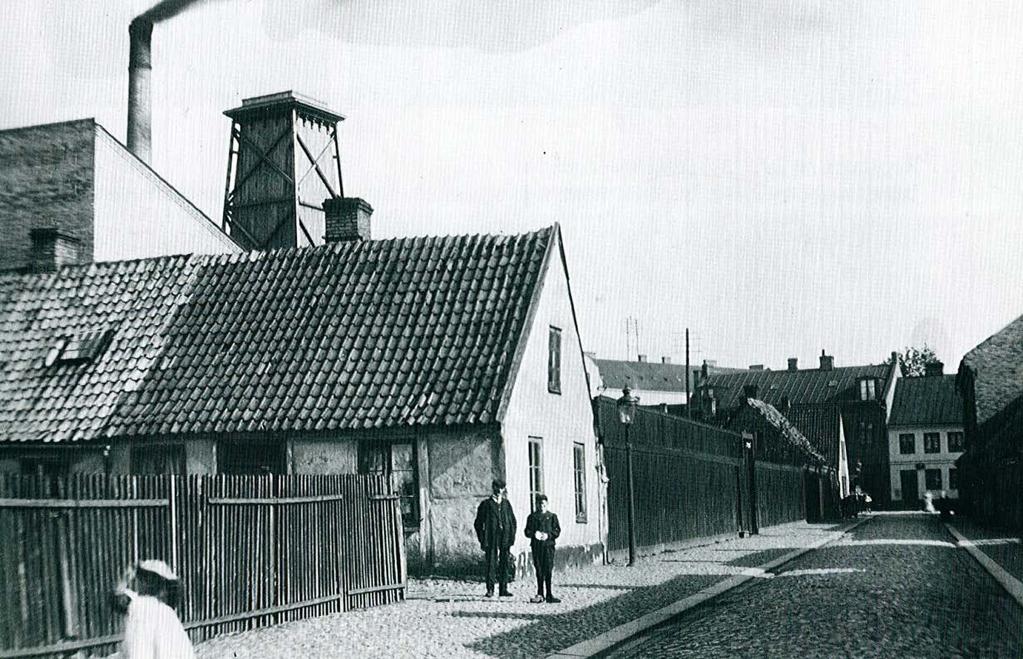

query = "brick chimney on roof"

[637,354,647,363]
[29,228,80,273]
[787,358,798,371]
[324,197,373,243]
[819,350,834,371]
[661,356,671,364]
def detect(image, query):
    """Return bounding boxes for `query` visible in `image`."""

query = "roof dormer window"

[45,329,115,367]
[859,377,877,401]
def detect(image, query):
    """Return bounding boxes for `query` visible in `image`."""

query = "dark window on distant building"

[947,432,964,453]
[899,433,915,455]
[949,468,959,490]
[528,437,544,508]
[131,445,186,475]
[573,442,587,523]
[218,441,286,475]
[925,468,942,491]
[923,433,940,454]
[859,378,877,401]
[358,440,419,528]
[548,327,562,394]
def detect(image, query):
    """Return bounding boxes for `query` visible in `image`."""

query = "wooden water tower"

[222,91,345,250]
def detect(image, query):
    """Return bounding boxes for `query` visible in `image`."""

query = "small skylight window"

[46,329,115,367]
[828,380,839,387]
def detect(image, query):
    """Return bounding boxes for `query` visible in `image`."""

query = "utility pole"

[685,328,691,419]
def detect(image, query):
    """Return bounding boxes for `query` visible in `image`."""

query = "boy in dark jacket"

[474,479,517,597]
[524,494,561,603]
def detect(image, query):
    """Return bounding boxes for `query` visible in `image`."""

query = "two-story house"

[886,364,965,508]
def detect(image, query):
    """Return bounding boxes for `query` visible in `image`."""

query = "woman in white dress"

[114,560,195,659]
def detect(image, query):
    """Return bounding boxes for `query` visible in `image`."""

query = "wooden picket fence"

[0,473,405,658]
[597,398,810,555]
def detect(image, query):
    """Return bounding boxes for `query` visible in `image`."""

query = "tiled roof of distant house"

[888,375,964,427]
[703,362,893,410]
[593,359,745,393]
[785,404,843,469]
[961,313,1023,426]
[0,226,558,443]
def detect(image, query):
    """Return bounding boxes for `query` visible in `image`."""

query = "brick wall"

[0,119,96,272]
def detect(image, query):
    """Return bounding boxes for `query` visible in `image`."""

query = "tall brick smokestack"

[127,18,153,162]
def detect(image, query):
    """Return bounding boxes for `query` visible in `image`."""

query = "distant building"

[0,118,240,273]
[698,350,900,507]
[886,365,964,508]
[587,355,742,414]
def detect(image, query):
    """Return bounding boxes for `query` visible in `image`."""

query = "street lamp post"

[617,387,640,566]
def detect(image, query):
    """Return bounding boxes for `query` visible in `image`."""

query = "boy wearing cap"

[114,559,195,659]
[524,494,561,603]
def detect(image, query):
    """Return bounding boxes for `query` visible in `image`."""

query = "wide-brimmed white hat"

[136,559,179,582]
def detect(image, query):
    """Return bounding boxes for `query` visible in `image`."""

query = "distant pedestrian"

[474,479,517,597]
[113,560,195,659]
[525,494,561,603]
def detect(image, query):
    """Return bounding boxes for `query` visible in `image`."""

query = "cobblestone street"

[194,522,845,658]
[610,514,1023,658]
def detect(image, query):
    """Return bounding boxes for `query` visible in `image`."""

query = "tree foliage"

[888,345,941,377]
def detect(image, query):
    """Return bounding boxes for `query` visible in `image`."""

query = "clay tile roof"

[961,312,1023,426]
[888,375,964,427]
[704,363,892,410]
[0,226,556,443]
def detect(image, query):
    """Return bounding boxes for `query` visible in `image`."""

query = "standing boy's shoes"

[546,595,561,603]
[530,594,545,603]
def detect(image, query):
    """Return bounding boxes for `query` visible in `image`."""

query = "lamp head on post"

[617,387,639,426]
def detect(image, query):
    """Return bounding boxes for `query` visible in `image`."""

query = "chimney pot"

[749,364,764,371]
[819,350,834,371]
[324,197,373,243]
[661,356,671,364]
[637,354,647,363]
[29,228,80,273]
[787,358,798,371]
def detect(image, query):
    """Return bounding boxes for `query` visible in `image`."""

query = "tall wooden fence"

[597,398,809,555]
[0,473,405,658]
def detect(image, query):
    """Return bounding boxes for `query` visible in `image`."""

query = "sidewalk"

[195,520,854,659]
[945,515,1023,607]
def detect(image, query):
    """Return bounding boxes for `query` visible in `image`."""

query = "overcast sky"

[3,0,1023,370]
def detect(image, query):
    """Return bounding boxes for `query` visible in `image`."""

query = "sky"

[3,0,1023,370]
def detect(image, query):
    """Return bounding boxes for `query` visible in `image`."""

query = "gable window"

[949,468,959,490]
[132,445,186,475]
[528,437,544,509]
[947,432,964,453]
[923,433,940,454]
[359,440,419,528]
[548,327,562,394]
[859,378,877,401]
[898,434,915,455]
[573,442,587,523]
[925,468,942,491]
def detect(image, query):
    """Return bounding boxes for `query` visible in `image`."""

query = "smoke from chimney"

[127,1,210,162]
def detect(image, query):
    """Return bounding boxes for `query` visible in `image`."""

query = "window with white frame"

[548,327,562,394]
[898,433,915,455]
[859,378,877,401]
[947,432,964,453]
[573,442,587,523]
[923,432,940,454]
[528,437,544,509]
